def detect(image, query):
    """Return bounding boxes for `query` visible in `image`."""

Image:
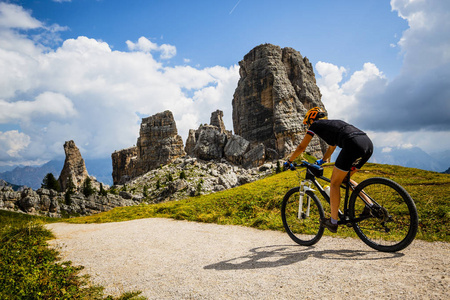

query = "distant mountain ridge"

[332,146,448,173]
[0,159,113,190]
[370,146,444,172]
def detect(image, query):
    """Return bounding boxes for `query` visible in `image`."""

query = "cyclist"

[285,107,373,233]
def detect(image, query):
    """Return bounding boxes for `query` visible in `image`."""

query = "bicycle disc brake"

[374,206,392,233]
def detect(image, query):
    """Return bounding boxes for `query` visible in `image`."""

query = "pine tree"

[99,183,107,196]
[65,177,75,205]
[82,177,95,197]
[41,173,61,191]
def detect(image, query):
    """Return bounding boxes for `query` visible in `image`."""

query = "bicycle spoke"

[281,188,325,246]
[350,178,418,252]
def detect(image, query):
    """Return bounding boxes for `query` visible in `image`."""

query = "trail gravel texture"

[46,218,449,299]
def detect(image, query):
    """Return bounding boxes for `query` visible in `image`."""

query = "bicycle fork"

[298,180,314,219]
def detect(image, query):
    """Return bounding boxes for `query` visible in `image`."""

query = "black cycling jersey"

[307,119,366,148]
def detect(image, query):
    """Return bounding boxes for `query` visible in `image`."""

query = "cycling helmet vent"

[303,107,327,125]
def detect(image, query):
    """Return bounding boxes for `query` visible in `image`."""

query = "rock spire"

[232,44,327,158]
[58,140,89,191]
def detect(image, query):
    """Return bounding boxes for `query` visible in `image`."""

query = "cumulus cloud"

[317,0,450,152]
[0,92,77,124]
[0,3,42,29]
[126,36,177,59]
[316,62,385,121]
[0,130,30,159]
[0,4,239,165]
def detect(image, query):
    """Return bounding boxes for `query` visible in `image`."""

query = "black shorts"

[335,135,373,172]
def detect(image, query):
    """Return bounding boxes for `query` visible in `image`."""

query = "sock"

[368,202,374,207]
[330,217,338,225]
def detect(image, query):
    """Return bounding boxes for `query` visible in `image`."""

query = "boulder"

[193,125,228,160]
[224,135,250,165]
[243,144,266,169]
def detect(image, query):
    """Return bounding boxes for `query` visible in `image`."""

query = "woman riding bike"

[286,107,373,233]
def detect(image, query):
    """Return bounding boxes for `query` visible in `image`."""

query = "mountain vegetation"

[1,161,448,299]
[70,161,449,243]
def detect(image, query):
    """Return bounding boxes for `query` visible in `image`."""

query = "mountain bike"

[281,161,418,252]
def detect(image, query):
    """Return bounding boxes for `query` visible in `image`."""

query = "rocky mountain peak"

[232,43,327,158]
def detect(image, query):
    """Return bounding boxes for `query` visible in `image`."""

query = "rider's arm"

[322,145,336,162]
[288,134,313,162]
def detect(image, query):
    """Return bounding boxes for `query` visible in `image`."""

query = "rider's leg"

[329,167,350,221]
[348,170,373,205]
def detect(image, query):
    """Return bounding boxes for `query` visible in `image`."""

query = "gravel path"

[46,218,449,299]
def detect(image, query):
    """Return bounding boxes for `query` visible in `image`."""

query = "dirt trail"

[46,218,449,299]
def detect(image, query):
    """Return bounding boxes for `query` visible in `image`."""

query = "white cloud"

[316,0,450,154]
[0,130,30,158]
[391,0,450,73]
[381,147,392,153]
[0,3,42,29]
[126,36,177,59]
[0,4,239,165]
[0,92,77,124]
[316,61,386,121]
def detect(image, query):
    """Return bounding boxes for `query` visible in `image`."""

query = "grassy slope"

[1,162,448,298]
[68,163,450,243]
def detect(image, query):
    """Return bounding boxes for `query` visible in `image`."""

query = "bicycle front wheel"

[281,187,325,246]
[349,177,418,252]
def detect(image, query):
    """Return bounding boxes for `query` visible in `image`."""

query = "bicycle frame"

[297,162,369,225]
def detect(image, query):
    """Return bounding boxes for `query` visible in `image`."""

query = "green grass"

[69,162,450,243]
[0,210,145,300]
[1,162,448,298]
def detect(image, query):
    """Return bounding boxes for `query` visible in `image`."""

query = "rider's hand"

[315,159,325,166]
[283,161,295,170]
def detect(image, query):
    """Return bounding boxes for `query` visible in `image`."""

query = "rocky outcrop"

[224,135,250,165]
[58,140,89,191]
[185,110,233,162]
[112,111,185,185]
[121,156,277,203]
[210,109,231,135]
[193,125,228,160]
[0,185,141,217]
[232,44,327,158]
[111,147,138,186]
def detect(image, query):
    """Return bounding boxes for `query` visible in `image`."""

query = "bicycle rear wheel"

[281,187,325,246]
[349,177,418,252]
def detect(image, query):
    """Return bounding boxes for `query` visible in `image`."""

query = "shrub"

[41,173,60,191]
[143,185,149,198]
[167,172,173,182]
[275,161,282,174]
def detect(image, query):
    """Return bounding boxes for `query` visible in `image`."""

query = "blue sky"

[0,0,449,167]
[23,0,407,77]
